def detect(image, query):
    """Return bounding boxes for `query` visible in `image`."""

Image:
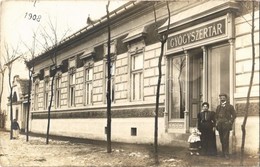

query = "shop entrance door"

[189,49,203,127]
[167,44,231,132]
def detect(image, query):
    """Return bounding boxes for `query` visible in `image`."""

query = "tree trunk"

[46,73,55,144]
[154,40,166,165]
[26,69,32,142]
[240,1,255,165]
[0,72,4,113]
[106,1,112,153]
[178,66,184,118]
[0,72,5,128]
[154,2,170,158]
[155,41,165,154]
[8,68,13,140]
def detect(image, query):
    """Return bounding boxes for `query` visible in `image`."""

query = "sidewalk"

[0,130,259,167]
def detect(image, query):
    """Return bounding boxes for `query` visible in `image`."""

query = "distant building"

[1,56,28,130]
[6,75,29,132]
[25,1,258,154]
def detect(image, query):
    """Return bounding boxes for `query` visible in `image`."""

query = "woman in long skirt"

[198,102,217,156]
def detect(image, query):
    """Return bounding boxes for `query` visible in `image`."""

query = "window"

[44,78,49,110]
[131,127,137,136]
[169,51,202,126]
[85,68,93,105]
[104,127,107,134]
[15,109,18,120]
[68,57,77,107]
[105,61,115,102]
[55,76,61,108]
[131,53,143,101]
[34,82,39,110]
[208,44,230,111]
[104,40,117,103]
[13,92,18,102]
[43,67,50,110]
[69,72,76,107]
[170,56,186,119]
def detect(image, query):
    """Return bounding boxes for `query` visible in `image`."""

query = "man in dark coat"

[216,93,236,158]
[12,119,20,139]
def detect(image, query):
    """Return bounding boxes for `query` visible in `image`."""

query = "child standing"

[188,128,201,155]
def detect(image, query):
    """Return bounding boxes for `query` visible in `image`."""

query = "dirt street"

[0,131,258,167]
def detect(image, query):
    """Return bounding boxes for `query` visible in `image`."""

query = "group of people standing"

[188,93,236,158]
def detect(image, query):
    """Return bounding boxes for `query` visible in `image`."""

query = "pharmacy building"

[7,1,259,154]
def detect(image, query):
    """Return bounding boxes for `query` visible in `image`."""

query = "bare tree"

[173,57,186,118]
[22,32,38,142]
[37,17,70,144]
[106,0,112,153]
[153,1,171,157]
[3,43,20,140]
[0,62,6,112]
[240,1,256,165]
[0,61,6,128]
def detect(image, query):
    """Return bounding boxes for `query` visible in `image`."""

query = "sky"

[0,0,127,57]
[0,0,127,110]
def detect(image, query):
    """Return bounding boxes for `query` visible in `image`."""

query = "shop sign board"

[167,16,230,53]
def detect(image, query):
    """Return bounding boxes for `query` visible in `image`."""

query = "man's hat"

[219,93,228,97]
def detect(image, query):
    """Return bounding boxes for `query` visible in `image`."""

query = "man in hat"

[215,93,236,158]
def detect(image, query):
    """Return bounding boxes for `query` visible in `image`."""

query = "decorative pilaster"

[164,56,169,132]
[202,46,208,102]
[228,39,235,105]
[184,50,189,133]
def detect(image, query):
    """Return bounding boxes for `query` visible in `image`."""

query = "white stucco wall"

[30,117,167,144]
[234,9,259,155]
[234,116,259,154]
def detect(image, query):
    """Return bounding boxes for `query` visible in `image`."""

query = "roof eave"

[28,1,146,65]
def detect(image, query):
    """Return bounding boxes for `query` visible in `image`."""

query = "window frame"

[69,71,76,107]
[104,60,116,103]
[55,73,62,108]
[131,53,144,101]
[68,57,77,108]
[84,67,93,105]
[44,77,49,110]
[34,81,39,111]
[103,40,117,104]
